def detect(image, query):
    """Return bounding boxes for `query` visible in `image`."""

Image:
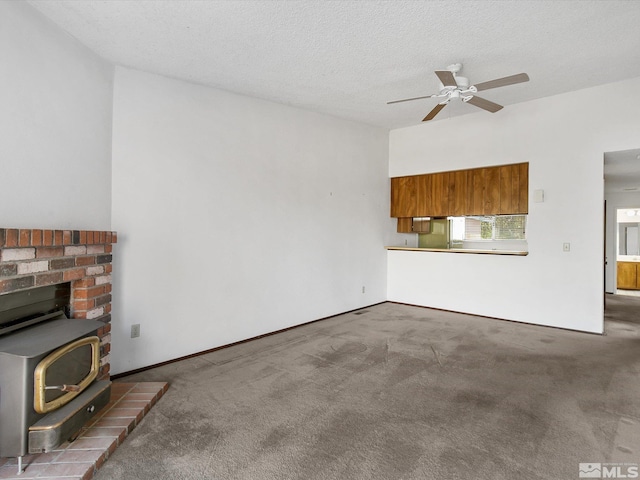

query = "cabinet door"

[499,164,517,214]
[617,262,637,289]
[468,168,485,215]
[483,166,501,215]
[518,162,529,214]
[415,174,431,216]
[429,172,449,217]
[396,217,413,233]
[500,163,529,215]
[412,218,431,233]
[449,169,468,217]
[391,176,417,217]
[415,173,450,217]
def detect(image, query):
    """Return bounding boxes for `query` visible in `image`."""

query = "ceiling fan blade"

[466,95,503,113]
[387,94,435,105]
[423,103,447,122]
[473,73,529,92]
[435,70,457,87]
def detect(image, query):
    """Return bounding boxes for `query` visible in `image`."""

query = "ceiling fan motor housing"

[437,76,471,97]
[454,76,469,88]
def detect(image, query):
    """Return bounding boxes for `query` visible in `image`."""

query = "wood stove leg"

[17,455,24,475]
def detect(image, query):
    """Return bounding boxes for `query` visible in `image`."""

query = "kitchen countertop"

[617,257,640,262]
[386,246,528,256]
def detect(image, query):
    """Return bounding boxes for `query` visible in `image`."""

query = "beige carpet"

[95,296,640,480]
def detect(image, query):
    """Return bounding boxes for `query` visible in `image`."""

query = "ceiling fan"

[388,63,529,122]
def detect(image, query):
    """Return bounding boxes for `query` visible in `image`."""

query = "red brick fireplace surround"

[0,227,117,379]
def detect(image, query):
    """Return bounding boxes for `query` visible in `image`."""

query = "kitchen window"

[450,215,527,251]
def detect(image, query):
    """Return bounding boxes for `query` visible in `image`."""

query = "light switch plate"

[534,189,545,203]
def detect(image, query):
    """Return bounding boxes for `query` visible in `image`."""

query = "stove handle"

[44,384,81,392]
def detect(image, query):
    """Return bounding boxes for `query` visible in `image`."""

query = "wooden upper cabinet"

[418,172,449,217]
[396,217,413,233]
[518,162,529,214]
[449,169,468,217]
[468,168,485,215]
[415,174,430,217]
[396,217,431,233]
[499,163,529,215]
[432,172,451,217]
[390,162,529,218]
[483,166,501,215]
[499,164,518,215]
[390,176,418,217]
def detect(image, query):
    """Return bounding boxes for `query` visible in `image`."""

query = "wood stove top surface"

[0,318,104,358]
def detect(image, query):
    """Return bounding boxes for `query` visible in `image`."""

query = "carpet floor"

[94,297,640,480]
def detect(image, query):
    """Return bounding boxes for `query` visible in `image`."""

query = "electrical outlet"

[563,243,571,252]
[362,286,365,294]
[131,324,141,338]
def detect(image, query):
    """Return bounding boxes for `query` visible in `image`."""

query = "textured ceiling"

[27,0,640,129]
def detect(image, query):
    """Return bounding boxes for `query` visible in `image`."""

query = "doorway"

[604,148,640,298]
[615,208,640,297]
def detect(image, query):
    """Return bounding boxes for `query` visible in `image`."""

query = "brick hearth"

[0,382,169,480]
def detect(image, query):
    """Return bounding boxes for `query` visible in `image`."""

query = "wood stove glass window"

[33,336,100,414]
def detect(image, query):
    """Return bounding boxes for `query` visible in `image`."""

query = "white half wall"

[0,2,113,230]
[111,67,394,374]
[388,77,640,333]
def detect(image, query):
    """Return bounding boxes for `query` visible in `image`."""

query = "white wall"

[0,1,113,230]
[388,77,640,333]
[111,67,394,374]
[605,192,640,292]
